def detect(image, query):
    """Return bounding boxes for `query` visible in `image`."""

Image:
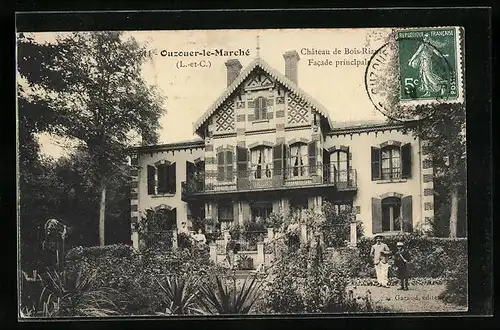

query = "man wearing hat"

[370,235,391,287]
[394,241,411,290]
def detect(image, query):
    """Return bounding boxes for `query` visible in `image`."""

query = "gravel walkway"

[352,284,467,313]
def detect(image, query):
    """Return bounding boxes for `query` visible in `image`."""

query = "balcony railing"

[182,163,357,196]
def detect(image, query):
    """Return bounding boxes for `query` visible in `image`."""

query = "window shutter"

[225,150,233,182]
[168,163,176,194]
[308,141,317,175]
[401,195,413,232]
[371,147,381,180]
[172,208,177,230]
[401,143,412,179]
[261,97,267,119]
[157,164,168,194]
[283,144,289,179]
[233,202,240,224]
[372,197,382,234]
[186,161,195,180]
[237,146,250,190]
[217,152,225,181]
[147,165,156,195]
[242,202,251,222]
[254,97,261,120]
[273,144,283,176]
[211,203,218,223]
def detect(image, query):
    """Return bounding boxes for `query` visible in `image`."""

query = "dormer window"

[254,96,268,120]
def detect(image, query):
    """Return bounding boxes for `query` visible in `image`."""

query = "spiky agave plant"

[154,275,205,315]
[38,268,120,317]
[197,275,263,315]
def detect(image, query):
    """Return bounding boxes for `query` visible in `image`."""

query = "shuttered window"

[254,96,267,120]
[217,149,234,182]
[147,162,176,195]
[371,143,412,181]
[372,195,413,233]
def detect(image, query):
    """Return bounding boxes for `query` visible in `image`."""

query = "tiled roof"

[193,57,334,133]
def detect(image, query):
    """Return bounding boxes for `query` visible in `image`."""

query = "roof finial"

[256,35,260,58]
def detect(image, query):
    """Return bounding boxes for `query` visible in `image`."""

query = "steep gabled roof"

[193,57,334,134]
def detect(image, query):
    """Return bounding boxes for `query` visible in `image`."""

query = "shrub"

[322,201,363,248]
[177,232,194,250]
[198,275,263,314]
[438,256,468,306]
[263,244,353,314]
[37,268,119,317]
[154,275,204,315]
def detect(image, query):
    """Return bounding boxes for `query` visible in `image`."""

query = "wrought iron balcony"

[181,163,357,198]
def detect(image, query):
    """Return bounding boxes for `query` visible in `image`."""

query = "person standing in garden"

[394,241,411,290]
[225,234,237,269]
[370,235,391,287]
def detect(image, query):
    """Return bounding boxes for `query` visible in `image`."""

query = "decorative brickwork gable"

[287,93,310,125]
[215,101,235,132]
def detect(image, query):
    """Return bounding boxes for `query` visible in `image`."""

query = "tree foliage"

[17,31,164,245]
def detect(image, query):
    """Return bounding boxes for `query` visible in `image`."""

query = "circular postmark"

[365,32,455,122]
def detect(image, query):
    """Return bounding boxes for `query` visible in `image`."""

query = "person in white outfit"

[370,235,391,287]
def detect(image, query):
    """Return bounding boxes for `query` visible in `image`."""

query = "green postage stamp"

[397,27,463,102]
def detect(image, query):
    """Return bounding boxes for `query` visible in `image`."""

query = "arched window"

[251,146,272,179]
[381,146,401,180]
[381,197,402,232]
[290,142,307,177]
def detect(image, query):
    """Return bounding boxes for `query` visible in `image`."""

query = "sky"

[26,28,393,158]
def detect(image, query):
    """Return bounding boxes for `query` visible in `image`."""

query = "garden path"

[352,284,467,313]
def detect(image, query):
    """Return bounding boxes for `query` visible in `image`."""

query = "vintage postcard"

[17,26,468,318]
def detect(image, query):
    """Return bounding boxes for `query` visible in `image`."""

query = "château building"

[128,51,434,249]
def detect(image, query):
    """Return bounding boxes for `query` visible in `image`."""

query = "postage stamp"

[364,26,464,121]
[397,27,461,102]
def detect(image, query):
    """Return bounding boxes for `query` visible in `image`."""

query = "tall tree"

[18,32,164,245]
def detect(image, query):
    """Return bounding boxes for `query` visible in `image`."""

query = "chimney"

[283,50,300,84]
[225,59,243,86]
